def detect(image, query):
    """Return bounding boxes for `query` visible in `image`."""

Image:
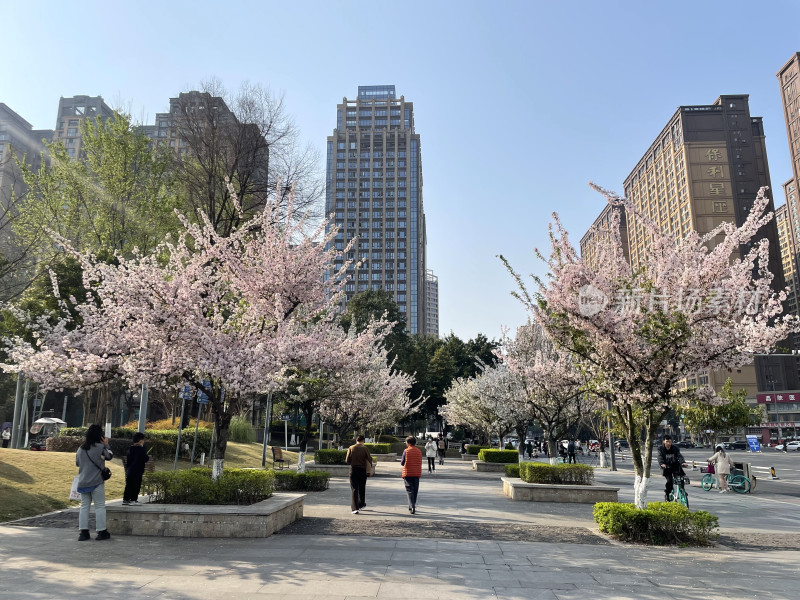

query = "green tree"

[17,110,179,263]
[340,290,408,362]
[679,379,763,447]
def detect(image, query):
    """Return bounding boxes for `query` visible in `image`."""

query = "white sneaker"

[352,510,359,514]
[719,490,725,494]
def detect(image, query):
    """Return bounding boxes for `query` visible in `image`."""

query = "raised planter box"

[304,461,376,477]
[473,460,515,472]
[106,493,304,538]
[462,453,479,461]
[371,453,397,462]
[501,477,618,503]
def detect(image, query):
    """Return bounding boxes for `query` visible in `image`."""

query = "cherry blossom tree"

[502,321,589,463]
[2,185,360,479]
[503,186,799,507]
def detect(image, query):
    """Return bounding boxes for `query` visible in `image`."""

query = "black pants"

[438,450,445,465]
[403,476,420,509]
[123,471,144,502]
[664,469,682,499]
[568,453,576,464]
[349,467,367,511]
[1,439,8,448]
[427,457,436,472]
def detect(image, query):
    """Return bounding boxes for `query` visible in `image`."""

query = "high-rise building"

[579,203,629,270]
[0,103,53,209]
[776,202,800,324]
[777,54,800,245]
[52,96,114,159]
[582,95,795,414]
[425,269,439,337]
[326,85,427,334]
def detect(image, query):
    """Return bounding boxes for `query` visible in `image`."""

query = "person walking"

[437,436,446,465]
[424,437,437,473]
[1,426,10,448]
[567,439,577,464]
[400,436,422,514]
[75,424,113,541]
[122,432,149,505]
[707,444,734,493]
[524,440,533,460]
[345,435,373,514]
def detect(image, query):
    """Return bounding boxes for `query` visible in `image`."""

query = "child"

[122,432,149,505]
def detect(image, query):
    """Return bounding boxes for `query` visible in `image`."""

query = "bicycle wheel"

[701,474,714,491]
[678,486,689,509]
[729,475,750,494]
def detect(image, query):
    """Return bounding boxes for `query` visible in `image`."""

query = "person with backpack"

[567,439,577,463]
[436,436,446,465]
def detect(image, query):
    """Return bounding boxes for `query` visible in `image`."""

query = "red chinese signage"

[756,393,800,404]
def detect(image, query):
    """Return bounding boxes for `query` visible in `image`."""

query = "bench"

[272,446,290,470]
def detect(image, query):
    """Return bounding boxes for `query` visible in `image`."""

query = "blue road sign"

[746,434,761,452]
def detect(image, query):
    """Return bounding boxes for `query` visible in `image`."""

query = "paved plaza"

[3,457,800,599]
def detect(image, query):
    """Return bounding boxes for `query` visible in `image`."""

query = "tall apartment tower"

[579,203,629,270]
[52,96,114,159]
[425,269,439,337]
[0,104,53,209]
[777,54,800,244]
[582,95,792,400]
[326,85,427,334]
[775,203,800,321]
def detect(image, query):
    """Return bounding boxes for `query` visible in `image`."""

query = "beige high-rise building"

[326,86,427,334]
[52,96,114,160]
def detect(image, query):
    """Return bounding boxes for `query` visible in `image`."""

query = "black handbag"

[85,448,112,480]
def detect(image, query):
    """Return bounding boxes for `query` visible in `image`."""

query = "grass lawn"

[0,443,305,523]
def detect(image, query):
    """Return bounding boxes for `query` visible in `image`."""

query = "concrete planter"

[106,493,304,538]
[304,462,376,477]
[371,453,397,462]
[501,477,619,503]
[462,454,479,461]
[473,460,516,472]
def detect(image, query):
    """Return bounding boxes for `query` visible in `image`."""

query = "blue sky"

[2,0,799,342]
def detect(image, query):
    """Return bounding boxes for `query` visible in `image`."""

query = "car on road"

[675,440,697,449]
[775,441,800,451]
[726,440,749,450]
[615,440,629,451]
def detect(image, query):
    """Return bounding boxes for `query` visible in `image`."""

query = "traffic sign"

[281,414,291,421]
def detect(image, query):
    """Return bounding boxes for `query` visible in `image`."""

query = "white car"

[776,441,800,451]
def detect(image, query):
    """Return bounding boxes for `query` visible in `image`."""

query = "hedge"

[466,445,490,455]
[143,468,274,505]
[377,434,400,443]
[364,443,391,454]
[46,435,174,460]
[505,464,520,478]
[519,463,594,485]
[61,427,212,457]
[272,470,330,491]
[314,449,347,464]
[593,502,719,546]
[477,449,519,463]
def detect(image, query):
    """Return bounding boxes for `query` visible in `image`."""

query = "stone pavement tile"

[436,566,497,581]
[590,572,655,586]
[554,588,678,600]
[493,588,561,600]
[255,579,382,596]
[375,581,496,599]
[482,554,533,566]
[391,550,467,564]
[299,548,394,562]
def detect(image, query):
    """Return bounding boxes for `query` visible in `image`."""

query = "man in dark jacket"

[658,435,687,502]
[345,435,373,514]
[123,432,149,505]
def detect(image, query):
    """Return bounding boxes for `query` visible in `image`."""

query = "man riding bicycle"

[658,435,688,502]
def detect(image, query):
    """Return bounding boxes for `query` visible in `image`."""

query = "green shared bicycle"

[668,471,690,508]
[701,471,751,494]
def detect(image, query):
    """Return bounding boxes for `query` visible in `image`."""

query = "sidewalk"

[3,457,799,599]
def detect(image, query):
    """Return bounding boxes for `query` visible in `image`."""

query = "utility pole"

[138,384,148,433]
[607,398,617,471]
[10,375,24,449]
[261,393,273,467]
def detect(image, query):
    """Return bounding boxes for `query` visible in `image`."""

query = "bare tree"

[170,80,323,237]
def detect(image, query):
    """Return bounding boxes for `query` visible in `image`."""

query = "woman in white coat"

[707,444,733,493]
[424,437,437,473]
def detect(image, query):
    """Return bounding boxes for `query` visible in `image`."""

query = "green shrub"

[593,502,719,546]
[364,443,391,454]
[143,468,274,504]
[228,415,256,443]
[377,434,400,443]
[505,464,520,478]
[519,463,594,485]
[466,445,489,455]
[505,442,515,450]
[46,435,82,452]
[477,449,519,463]
[62,427,213,457]
[314,449,347,464]
[272,470,330,491]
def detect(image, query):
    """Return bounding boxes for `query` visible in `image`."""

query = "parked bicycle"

[701,471,751,494]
